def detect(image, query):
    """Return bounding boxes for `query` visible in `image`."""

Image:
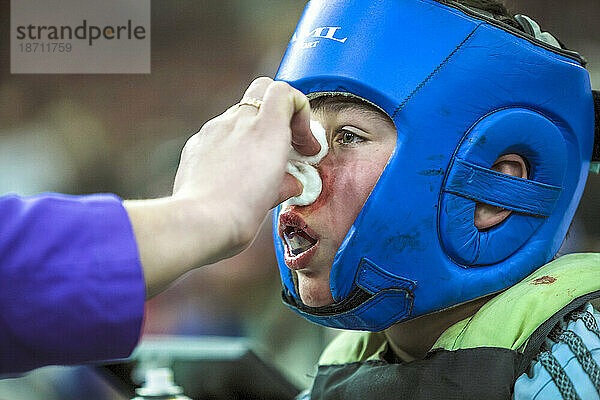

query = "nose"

[282,120,329,207]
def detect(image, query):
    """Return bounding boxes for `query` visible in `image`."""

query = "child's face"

[278,97,397,306]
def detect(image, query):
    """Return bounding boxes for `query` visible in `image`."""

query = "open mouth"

[278,212,319,266]
[283,226,317,256]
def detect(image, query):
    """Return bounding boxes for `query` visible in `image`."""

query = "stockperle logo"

[11,0,150,74]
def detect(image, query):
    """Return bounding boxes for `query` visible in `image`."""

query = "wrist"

[125,192,261,298]
[170,194,251,264]
[125,196,218,297]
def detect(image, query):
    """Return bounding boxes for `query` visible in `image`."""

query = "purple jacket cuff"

[0,193,145,373]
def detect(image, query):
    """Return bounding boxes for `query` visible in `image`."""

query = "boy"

[273,0,600,398]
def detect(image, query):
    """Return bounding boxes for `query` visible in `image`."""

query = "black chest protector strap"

[310,292,600,400]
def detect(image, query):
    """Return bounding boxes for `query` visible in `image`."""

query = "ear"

[474,154,528,230]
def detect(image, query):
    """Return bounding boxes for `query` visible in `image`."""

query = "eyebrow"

[310,98,395,127]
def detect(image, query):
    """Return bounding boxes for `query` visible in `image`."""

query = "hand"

[126,77,319,297]
[173,77,317,246]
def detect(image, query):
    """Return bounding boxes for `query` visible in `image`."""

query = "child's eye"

[336,129,365,145]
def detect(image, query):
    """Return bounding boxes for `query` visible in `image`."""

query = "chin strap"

[281,258,417,331]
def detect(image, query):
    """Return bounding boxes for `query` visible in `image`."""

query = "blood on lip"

[284,225,316,242]
[278,211,319,259]
[279,212,313,238]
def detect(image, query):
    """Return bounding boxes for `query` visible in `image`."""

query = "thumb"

[290,102,321,156]
[273,173,303,208]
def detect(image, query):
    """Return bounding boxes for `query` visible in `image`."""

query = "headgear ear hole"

[439,108,567,266]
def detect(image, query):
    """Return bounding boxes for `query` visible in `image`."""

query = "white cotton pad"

[284,120,329,206]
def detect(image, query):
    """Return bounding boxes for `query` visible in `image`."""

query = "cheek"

[304,151,387,236]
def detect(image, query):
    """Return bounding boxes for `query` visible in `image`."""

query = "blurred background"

[0,0,599,398]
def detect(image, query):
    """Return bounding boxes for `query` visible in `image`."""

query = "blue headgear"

[272,0,595,331]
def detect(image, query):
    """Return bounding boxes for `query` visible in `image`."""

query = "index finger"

[259,81,321,156]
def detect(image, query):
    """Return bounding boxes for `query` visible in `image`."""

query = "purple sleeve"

[0,193,146,374]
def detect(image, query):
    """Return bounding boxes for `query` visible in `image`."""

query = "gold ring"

[238,97,263,110]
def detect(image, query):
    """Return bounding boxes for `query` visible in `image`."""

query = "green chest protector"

[310,254,600,400]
